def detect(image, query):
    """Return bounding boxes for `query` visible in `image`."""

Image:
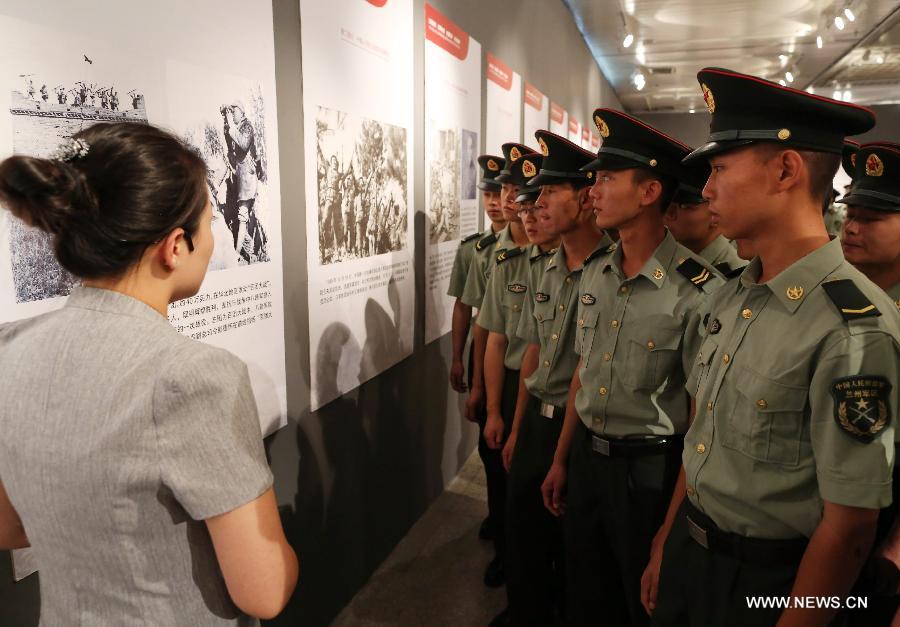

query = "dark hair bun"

[0,156,96,236]
[0,123,208,280]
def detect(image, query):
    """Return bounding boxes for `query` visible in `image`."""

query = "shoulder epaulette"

[715,261,747,280]
[822,280,882,321]
[530,248,556,263]
[676,257,715,290]
[475,232,498,251]
[496,247,525,265]
[584,243,614,266]
[461,232,481,244]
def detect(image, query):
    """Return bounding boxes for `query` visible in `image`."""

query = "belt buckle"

[687,516,709,549]
[591,435,611,456]
[540,403,555,419]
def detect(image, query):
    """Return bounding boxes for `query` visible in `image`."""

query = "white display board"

[300,0,415,411]
[523,81,549,153]
[485,52,521,156]
[549,101,568,138]
[0,0,287,436]
[568,115,581,145]
[423,3,482,344]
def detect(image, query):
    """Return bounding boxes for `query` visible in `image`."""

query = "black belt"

[685,502,807,567]
[532,396,565,420]
[586,430,674,457]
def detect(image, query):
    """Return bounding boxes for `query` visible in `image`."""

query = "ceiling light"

[807,86,815,94]
[843,90,852,101]
[835,16,845,30]
[876,54,885,64]
[779,79,787,86]
[634,73,646,90]
[779,54,789,67]
[625,0,635,15]
[689,108,696,113]
[788,41,796,54]
[817,35,823,48]
[844,8,855,22]
[785,71,794,83]
[623,33,634,48]
[833,89,842,100]
[636,42,646,65]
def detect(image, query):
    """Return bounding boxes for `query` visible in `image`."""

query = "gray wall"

[641,104,900,150]
[0,3,622,627]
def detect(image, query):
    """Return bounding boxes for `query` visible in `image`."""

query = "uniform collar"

[601,229,679,290]
[698,234,733,266]
[529,243,555,261]
[546,236,610,273]
[739,238,845,313]
[64,286,171,325]
[495,224,514,250]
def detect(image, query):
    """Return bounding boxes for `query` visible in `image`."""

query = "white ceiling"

[564,0,900,113]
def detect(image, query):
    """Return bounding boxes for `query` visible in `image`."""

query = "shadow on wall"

[269,273,453,625]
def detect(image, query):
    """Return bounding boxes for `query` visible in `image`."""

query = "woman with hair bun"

[0,122,298,624]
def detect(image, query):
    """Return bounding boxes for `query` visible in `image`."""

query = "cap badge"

[510,146,522,161]
[777,129,791,141]
[487,159,500,172]
[539,137,549,156]
[850,154,857,167]
[649,159,658,167]
[522,159,537,178]
[653,268,664,280]
[786,286,804,300]
[865,154,884,177]
[701,83,715,113]
[594,115,610,138]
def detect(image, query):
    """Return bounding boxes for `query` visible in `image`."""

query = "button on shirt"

[517,235,613,407]
[684,239,900,539]
[462,225,515,308]
[478,245,546,370]
[574,231,719,437]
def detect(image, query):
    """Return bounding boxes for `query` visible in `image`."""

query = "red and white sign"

[549,101,567,137]
[485,51,521,154]
[523,81,549,150]
[424,3,470,61]
[486,52,513,91]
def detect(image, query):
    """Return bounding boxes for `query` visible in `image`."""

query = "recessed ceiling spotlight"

[807,86,816,94]
[843,90,852,101]
[844,8,855,22]
[876,54,885,64]
[623,33,634,48]
[779,79,787,86]
[636,42,646,65]
[835,16,845,30]
[785,71,794,83]
[817,35,824,49]
[833,89,843,100]
[779,54,789,67]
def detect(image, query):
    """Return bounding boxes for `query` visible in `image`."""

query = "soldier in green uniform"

[537,109,721,627]
[496,131,613,627]
[464,144,534,586]
[664,158,746,276]
[448,154,506,394]
[836,141,900,626]
[448,153,506,542]
[646,67,899,627]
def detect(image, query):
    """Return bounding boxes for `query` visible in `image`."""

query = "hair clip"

[50,137,91,163]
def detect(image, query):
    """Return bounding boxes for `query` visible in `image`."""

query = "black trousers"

[477,367,519,559]
[505,396,565,627]
[653,503,802,627]
[565,421,681,627]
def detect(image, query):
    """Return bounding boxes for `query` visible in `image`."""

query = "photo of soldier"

[427,126,461,244]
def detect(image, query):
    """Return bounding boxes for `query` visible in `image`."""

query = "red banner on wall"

[569,117,579,134]
[487,52,513,91]
[550,102,565,124]
[524,81,544,110]
[424,3,470,60]
[366,0,388,6]
[591,133,600,149]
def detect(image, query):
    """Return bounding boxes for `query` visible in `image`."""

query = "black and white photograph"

[182,88,271,271]
[7,54,148,303]
[460,127,478,200]
[426,125,461,244]
[316,105,409,265]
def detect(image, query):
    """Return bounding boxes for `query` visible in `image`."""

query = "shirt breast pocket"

[721,365,808,466]
[533,301,556,343]
[691,336,719,398]
[502,288,527,335]
[621,320,683,390]
[577,306,601,361]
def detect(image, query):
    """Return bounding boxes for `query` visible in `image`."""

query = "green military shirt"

[684,238,900,539]
[516,234,614,407]
[477,245,548,370]
[461,225,515,309]
[447,231,482,298]
[889,282,900,312]
[574,231,721,437]
[699,234,746,277]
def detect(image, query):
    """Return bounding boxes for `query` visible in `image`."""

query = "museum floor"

[331,452,505,626]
